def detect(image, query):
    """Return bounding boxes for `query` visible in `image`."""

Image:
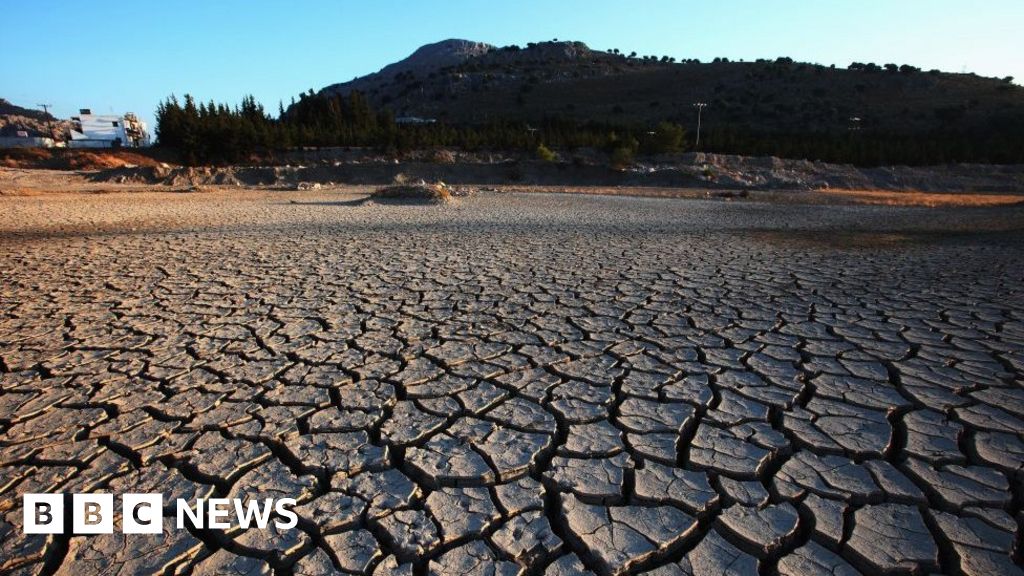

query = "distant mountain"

[313,40,1024,136]
[321,39,494,98]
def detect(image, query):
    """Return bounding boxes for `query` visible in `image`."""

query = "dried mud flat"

[1,187,1023,576]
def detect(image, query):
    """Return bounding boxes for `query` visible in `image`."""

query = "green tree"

[645,122,686,154]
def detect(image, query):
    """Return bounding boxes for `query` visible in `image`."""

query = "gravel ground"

[1,189,1023,575]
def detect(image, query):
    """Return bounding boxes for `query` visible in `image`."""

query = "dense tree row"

[155,92,684,164]
[155,91,1024,166]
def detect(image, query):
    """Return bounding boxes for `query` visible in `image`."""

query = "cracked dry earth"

[1,189,1024,576]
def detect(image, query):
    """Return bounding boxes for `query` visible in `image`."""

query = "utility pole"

[693,102,707,149]
[37,104,54,139]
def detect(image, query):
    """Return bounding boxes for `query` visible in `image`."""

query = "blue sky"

[2,0,1021,129]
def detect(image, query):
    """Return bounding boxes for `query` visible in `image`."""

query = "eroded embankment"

[86,153,1024,193]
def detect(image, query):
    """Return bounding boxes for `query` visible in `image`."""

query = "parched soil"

[0,187,1022,575]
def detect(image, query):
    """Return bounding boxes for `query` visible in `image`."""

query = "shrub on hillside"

[430,149,456,164]
[536,143,557,162]
[643,122,686,154]
[610,145,635,169]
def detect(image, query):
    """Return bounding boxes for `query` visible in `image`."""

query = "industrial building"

[68,109,150,148]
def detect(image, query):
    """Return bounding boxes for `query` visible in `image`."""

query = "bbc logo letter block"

[21,493,297,534]
[24,494,163,534]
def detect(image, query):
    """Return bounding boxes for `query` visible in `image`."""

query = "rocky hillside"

[321,39,495,99]
[0,98,53,120]
[0,98,67,138]
[316,40,1024,135]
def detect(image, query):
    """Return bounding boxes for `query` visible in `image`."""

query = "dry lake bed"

[1,188,1023,575]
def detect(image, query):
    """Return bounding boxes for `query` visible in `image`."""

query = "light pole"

[693,102,707,150]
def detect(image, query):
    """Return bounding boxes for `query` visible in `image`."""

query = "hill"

[0,98,56,121]
[151,40,1024,165]
[321,39,495,97]
[317,40,1024,136]
[0,98,64,138]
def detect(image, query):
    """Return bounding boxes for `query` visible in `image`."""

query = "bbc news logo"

[23,494,297,534]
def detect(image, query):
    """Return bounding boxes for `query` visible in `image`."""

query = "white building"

[68,109,150,148]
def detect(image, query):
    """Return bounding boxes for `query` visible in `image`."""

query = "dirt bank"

[83,152,1024,193]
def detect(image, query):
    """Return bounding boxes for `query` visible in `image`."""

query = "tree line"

[155,91,1024,166]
